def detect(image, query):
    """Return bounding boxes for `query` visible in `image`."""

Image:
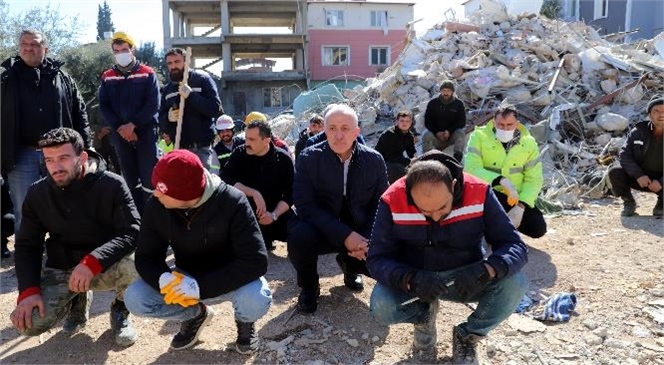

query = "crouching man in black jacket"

[10,128,141,347]
[124,149,272,354]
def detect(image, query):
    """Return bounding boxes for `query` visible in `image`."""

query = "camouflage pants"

[421,129,466,155]
[20,254,138,336]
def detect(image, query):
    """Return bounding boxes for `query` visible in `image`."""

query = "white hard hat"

[215,115,235,130]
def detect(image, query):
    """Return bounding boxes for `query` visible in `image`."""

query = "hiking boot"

[335,254,364,292]
[621,198,637,217]
[235,321,259,354]
[297,286,320,314]
[110,299,137,347]
[413,299,439,350]
[452,326,483,364]
[653,194,663,217]
[170,303,215,350]
[62,292,92,334]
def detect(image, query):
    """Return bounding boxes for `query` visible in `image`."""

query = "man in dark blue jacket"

[99,32,160,212]
[367,151,527,362]
[289,104,389,314]
[159,48,223,174]
[10,128,140,347]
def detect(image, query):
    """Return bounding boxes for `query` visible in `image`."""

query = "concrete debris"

[280,0,664,208]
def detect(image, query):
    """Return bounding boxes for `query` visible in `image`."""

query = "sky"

[6,0,466,48]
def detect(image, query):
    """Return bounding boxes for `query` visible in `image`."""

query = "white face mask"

[115,52,133,67]
[495,128,515,143]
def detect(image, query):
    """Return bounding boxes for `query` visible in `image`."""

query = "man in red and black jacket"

[367,151,527,362]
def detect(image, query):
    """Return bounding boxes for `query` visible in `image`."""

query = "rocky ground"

[0,192,662,365]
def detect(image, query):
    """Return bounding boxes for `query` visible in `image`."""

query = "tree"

[540,0,562,19]
[0,1,82,60]
[59,40,114,104]
[96,1,114,41]
[135,41,167,83]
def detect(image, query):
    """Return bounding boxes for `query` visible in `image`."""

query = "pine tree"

[96,1,115,41]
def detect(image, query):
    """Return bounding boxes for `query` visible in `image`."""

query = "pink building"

[307,0,415,89]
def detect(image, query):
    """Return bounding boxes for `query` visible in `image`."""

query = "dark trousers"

[1,181,14,252]
[287,217,369,290]
[608,165,661,200]
[260,209,292,248]
[385,162,407,184]
[95,135,121,175]
[494,190,547,239]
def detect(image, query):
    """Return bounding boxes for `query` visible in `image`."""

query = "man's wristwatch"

[271,212,278,221]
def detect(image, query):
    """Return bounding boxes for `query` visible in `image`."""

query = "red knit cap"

[151,150,206,201]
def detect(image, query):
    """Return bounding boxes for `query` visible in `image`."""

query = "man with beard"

[295,114,324,161]
[608,95,663,217]
[159,48,223,174]
[422,80,467,161]
[99,32,160,213]
[10,128,141,347]
[220,121,294,251]
[212,114,244,169]
[367,151,527,362]
[288,104,389,314]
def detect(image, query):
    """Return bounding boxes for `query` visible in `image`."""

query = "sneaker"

[235,321,259,354]
[452,326,482,364]
[413,299,439,350]
[335,254,364,292]
[110,299,138,346]
[653,194,663,217]
[621,198,637,217]
[297,286,320,314]
[170,303,215,350]
[62,292,92,334]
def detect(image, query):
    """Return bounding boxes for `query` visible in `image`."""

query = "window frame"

[369,46,390,66]
[370,10,388,27]
[322,46,350,66]
[325,9,344,27]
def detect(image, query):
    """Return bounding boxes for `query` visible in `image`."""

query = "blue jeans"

[124,277,272,323]
[370,267,527,337]
[7,147,45,232]
[110,127,158,212]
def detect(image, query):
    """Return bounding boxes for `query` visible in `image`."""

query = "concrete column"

[222,43,232,72]
[162,0,170,48]
[295,49,304,70]
[175,12,182,37]
[221,0,230,34]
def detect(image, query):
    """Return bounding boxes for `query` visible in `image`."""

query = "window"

[370,47,389,66]
[263,88,290,108]
[322,47,349,66]
[370,11,388,27]
[325,10,344,27]
[593,0,608,20]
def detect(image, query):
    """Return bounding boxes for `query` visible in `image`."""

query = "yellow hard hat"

[244,111,267,125]
[112,31,135,48]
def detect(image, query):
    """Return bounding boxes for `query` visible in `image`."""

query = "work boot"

[110,299,137,346]
[413,299,439,350]
[335,254,363,292]
[621,198,637,217]
[452,326,483,364]
[653,194,663,217]
[235,321,259,354]
[62,292,92,334]
[297,286,320,314]
[170,303,215,350]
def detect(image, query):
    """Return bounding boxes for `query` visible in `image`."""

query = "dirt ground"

[0,191,662,364]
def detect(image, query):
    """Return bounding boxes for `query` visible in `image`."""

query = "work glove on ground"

[408,271,450,302]
[454,262,492,302]
[178,83,192,99]
[500,178,520,206]
[507,204,525,228]
[168,107,179,122]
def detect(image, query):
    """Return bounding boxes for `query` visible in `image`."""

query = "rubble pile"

[343,0,664,207]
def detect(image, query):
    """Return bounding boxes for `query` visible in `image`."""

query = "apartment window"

[263,87,290,108]
[593,0,608,20]
[322,46,349,66]
[325,10,344,27]
[370,47,389,66]
[370,11,388,27]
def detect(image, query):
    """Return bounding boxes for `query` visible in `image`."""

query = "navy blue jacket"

[293,141,388,246]
[159,70,222,147]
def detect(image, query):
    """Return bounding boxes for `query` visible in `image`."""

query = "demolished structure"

[273,0,664,209]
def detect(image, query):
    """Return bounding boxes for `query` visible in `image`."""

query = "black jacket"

[295,129,314,161]
[618,121,663,184]
[1,56,91,171]
[15,151,140,293]
[135,175,268,299]
[424,96,466,134]
[213,135,245,169]
[375,125,416,165]
[220,143,294,210]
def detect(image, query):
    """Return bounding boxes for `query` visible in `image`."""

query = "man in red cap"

[124,149,271,354]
